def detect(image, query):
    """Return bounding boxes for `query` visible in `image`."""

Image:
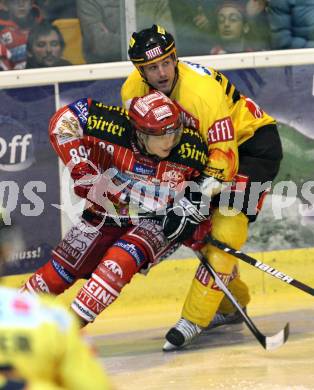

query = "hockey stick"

[194,249,289,350]
[204,236,314,297]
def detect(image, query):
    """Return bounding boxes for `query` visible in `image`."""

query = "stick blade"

[265,322,290,351]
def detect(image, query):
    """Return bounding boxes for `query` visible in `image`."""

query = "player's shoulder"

[85,100,133,146]
[121,69,147,104]
[89,100,128,119]
[178,61,224,101]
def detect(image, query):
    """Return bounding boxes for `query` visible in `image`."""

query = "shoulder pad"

[85,101,133,147]
[68,98,89,128]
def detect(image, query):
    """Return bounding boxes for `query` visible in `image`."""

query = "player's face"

[31,31,63,67]
[145,132,178,159]
[217,7,244,41]
[142,57,177,95]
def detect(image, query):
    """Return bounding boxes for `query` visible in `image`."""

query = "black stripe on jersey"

[215,72,223,84]
[232,88,241,103]
[226,81,232,96]
[84,100,133,148]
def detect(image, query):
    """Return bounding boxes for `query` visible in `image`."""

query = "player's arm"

[49,98,100,198]
[207,66,241,106]
[201,84,239,188]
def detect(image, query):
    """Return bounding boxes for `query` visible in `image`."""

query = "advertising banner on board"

[0,86,61,275]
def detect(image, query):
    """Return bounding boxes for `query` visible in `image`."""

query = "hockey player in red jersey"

[21,91,215,326]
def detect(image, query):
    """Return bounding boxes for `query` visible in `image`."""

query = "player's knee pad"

[71,240,142,323]
[211,207,248,250]
[21,259,76,295]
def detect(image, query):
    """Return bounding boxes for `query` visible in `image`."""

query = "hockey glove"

[162,186,211,243]
[183,218,212,250]
[70,161,100,198]
[198,174,227,199]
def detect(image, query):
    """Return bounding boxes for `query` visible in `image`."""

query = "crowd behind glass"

[0,0,314,71]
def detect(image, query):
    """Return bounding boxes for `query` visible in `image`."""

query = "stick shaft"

[195,250,267,349]
[195,249,289,350]
[205,236,314,296]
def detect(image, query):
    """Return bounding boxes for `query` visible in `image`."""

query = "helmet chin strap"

[167,65,179,96]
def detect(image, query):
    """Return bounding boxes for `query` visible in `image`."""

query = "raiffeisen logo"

[0,115,35,171]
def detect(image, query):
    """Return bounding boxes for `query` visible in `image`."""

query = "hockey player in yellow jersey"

[0,209,112,389]
[121,24,283,350]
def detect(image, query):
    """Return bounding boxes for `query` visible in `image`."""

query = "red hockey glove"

[70,162,100,198]
[183,217,212,251]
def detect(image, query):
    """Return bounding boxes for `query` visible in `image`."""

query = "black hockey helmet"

[128,25,177,72]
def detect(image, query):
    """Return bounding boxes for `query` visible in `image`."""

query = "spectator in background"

[34,0,77,21]
[0,0,8,21]
[0,0,42,70]
[37,0,85,65]
[26,21,72,68]
[136,0,177,46]
[246,0,270,50]
[168,0,213,56]
[76,0,176,63]
[76,0,122,63]
[210,0,252,54]
[210,1,267,97]
[267,0,314,49]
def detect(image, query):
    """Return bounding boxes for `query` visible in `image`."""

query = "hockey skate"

[163,318,202,351]
[203,308,246,332]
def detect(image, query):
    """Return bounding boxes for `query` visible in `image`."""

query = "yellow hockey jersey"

[122,61,276,167]
[207,66,276,145]
[0,287,111,390]
[122,61,239,182]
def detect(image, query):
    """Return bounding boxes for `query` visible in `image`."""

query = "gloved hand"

[70,161,100,198]
[183,218,212,250]
[162,186,211,243]
[199,174,227,199]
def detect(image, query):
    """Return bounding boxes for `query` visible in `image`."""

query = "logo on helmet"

[153,105,172,121]
[133,100,150,117]
[145,46,163,60]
